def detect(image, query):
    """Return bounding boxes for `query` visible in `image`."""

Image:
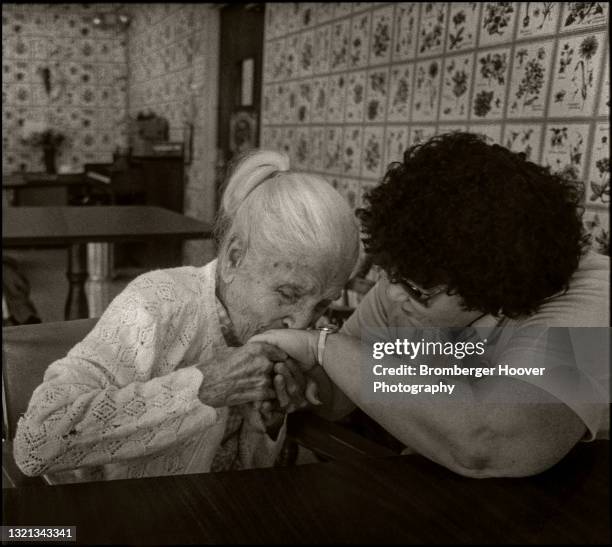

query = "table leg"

[65,244,89,320]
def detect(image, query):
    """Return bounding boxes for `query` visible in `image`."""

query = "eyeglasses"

[386,272,445,307]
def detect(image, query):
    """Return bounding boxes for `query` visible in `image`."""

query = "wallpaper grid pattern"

[2,3,128,173]
[126,3,220,266]
[260,2,610,255]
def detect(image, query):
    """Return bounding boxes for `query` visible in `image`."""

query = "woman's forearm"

[307,366,356,420]
[250,328,483,462]
[13,359,216,476]
[320,333,487,470]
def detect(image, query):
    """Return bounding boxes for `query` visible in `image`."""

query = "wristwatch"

[316,324,339,367]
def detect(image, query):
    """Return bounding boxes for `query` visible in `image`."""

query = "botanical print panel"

[281,81,298,124]
[516,2,561,39]
[280,126,295,163]
[471,47,510,120]
[507,40,555,118]
[388,62,414,122]
[446,3,479,52]
[326,73,347,123]
[549,32,606,117]
[365,67,390,123]
[298,30,315,78]
[362,125,385,179]
[311,77,328,123]
[296,80,312,123]
[313,24,331,74]
[384,125,410,168]
[503,123,543,163]
[349,11,371,69]
[324,126,343,174]
[417,3,448,58]
[262,84,274,124]
[284,35,299,80]
[285,4,301,34]
[343,125,364,177]
[330,19,350,73]
[412,58,442,122]
[293,126,311,170]
[586,123,609,207]
[369,5,394,65]
[479,3,518,47]
[309,126,326,171]
[541,123,590,181]
[265,38,285,82]
[393,3,419,61]
[440,53,473,121]
[560,2,609,32]
[345,70,367,123]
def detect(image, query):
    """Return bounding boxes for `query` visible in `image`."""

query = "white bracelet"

[316,326,338,366]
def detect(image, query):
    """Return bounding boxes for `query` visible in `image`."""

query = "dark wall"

[217,3,264,154]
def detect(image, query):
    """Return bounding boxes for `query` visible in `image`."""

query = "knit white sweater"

[13,260,285,483]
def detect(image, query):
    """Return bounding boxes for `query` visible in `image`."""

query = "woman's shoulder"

[128,261,216,300]
[103,262,217,325]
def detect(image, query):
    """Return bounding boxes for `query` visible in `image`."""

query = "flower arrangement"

[20,120,68,174]
[21,121,66,148]
[20,120,66,149]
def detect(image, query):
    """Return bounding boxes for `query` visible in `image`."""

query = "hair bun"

[222,150,290,218]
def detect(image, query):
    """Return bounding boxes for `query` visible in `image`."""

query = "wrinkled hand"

[249,329,319,371]
[251,358,322,441]
[272,358,321,412]
[197,342,287,408]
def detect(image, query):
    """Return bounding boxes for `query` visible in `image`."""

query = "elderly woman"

[14,150,359,483]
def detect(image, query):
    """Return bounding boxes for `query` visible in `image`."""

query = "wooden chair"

[2,318,97,487]
[2,318,396,487]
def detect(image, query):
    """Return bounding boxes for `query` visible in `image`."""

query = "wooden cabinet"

[128,156,184,213]
[85,156,186,272]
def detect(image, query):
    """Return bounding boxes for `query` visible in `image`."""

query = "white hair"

[217,149,360,288]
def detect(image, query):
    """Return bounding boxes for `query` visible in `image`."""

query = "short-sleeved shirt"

[342,251,610,441]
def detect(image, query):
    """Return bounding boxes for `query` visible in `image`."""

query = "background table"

[2,442,608,544]
[2,206,212,319]
[2,173,104,207]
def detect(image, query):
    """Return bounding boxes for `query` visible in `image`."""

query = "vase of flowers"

[21,121,66,174]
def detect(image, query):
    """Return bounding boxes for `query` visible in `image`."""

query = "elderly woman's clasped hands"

[195,340,320,429]
[196,338,320,429]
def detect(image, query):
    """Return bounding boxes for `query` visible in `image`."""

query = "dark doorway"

[216,3,265,210]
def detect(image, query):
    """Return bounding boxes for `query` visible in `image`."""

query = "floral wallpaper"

[126,3,219,265]
[261,2,610,255]
[2,3,220,266]
[2,3,128,173]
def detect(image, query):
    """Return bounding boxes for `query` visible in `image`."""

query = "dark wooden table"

[2,173,101,206]
[2,442,609,544]
[2,206,212,319]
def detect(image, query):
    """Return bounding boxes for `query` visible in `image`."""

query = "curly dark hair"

[358,132,589,318]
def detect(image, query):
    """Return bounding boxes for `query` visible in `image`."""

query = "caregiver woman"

[14,150,359,483]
